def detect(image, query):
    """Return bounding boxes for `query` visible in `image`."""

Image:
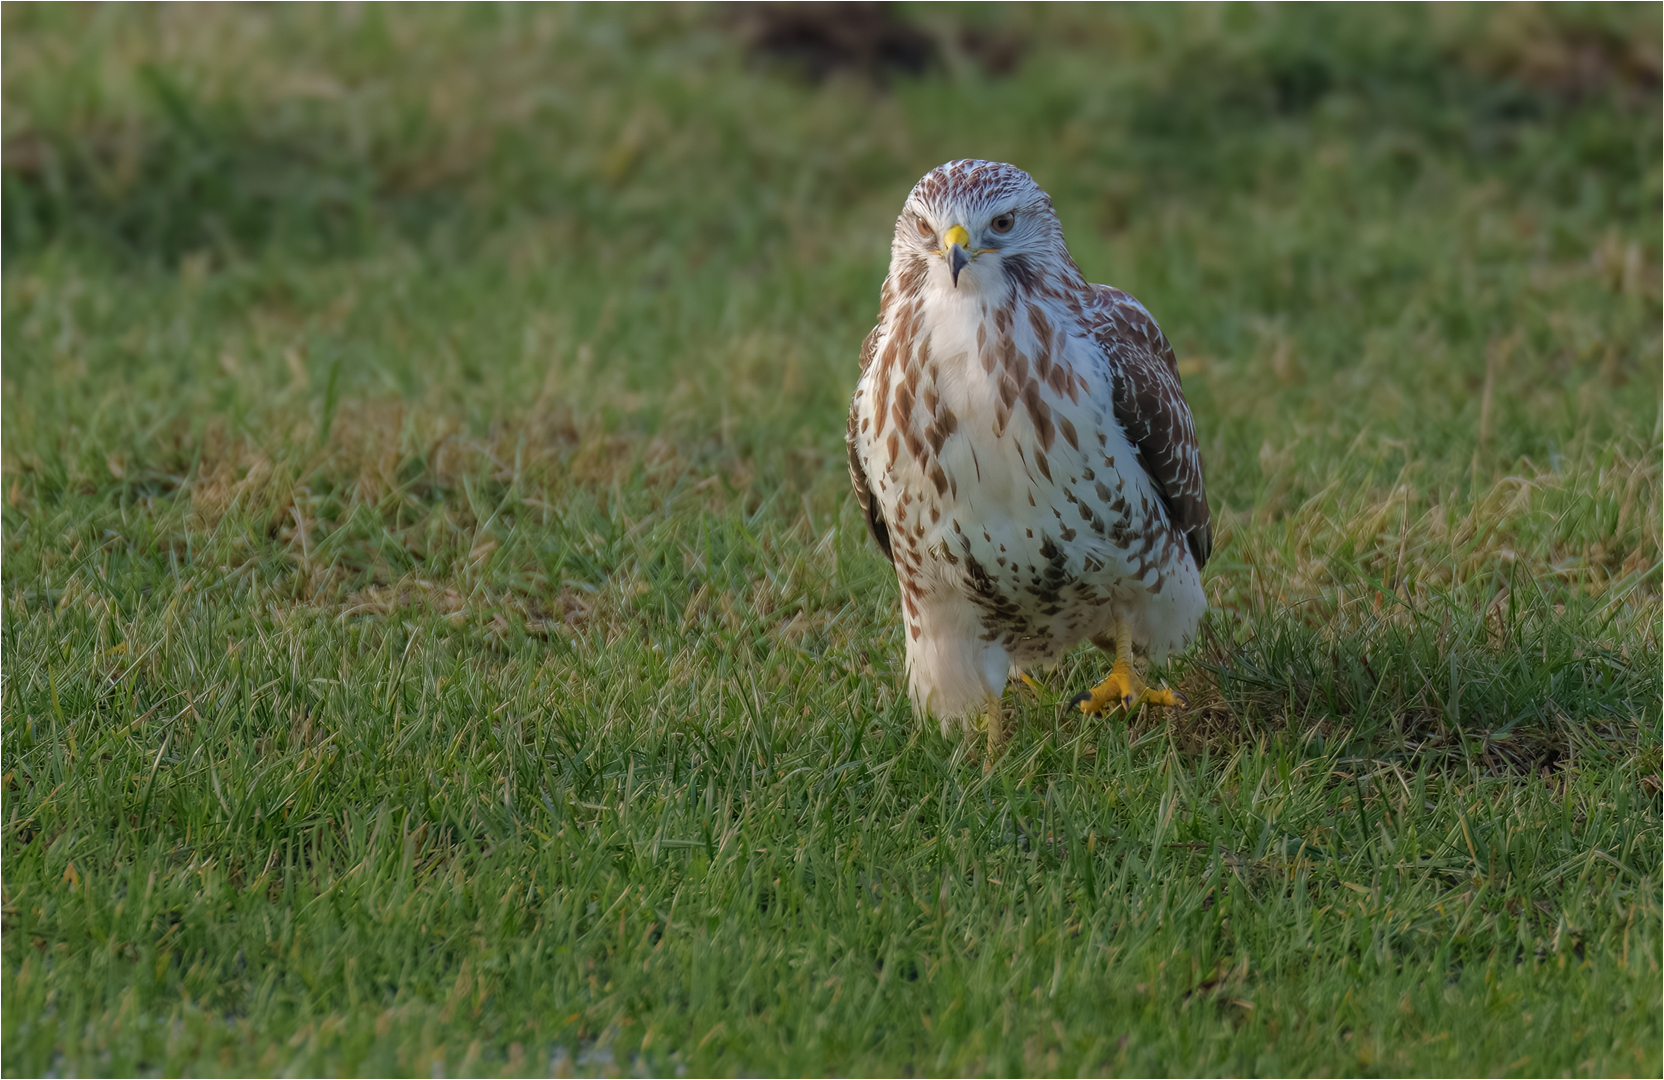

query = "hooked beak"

[943,224,971,287]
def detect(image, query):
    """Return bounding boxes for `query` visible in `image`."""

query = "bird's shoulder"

[1082,285,1179,375]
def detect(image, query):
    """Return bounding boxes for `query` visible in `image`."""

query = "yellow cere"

[943,224,971,250]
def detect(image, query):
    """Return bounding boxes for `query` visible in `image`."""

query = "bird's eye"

[990,212,1016,235]
[914,217,934,239]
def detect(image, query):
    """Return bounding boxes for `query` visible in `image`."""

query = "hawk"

[847,160,1211,751]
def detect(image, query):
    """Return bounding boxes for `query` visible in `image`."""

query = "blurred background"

[3,2,1659,597]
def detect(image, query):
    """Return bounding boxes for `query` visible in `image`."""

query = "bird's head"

[893,160,1070,298]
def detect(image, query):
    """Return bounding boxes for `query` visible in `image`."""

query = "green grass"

[3,4,1660,1075]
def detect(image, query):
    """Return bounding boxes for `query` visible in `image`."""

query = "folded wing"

[847,325,895,564]
[1088,286,1212,568]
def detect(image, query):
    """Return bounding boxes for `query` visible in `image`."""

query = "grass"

[2,3,1660,1075]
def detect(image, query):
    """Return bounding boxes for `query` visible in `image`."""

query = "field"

[2,4,1660,1076]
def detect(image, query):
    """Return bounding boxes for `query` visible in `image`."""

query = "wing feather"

[848,325,894,564]
[1088,286,1212,568]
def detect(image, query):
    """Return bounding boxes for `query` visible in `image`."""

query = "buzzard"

[847,160,1211,752]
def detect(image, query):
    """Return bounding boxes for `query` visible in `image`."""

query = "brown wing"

[848,325,894,564]
[1088,286,1212,568]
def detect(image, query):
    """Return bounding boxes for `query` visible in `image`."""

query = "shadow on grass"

[1183,565,1660,776]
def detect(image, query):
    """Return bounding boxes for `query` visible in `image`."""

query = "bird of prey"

[846,160,1211,752]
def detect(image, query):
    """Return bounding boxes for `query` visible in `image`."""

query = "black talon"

[1068,690,1093,710]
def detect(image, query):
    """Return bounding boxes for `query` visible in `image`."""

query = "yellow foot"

[1071,663,1184,715]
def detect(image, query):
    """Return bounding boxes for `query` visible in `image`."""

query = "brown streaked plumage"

[846,160,1211,741]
